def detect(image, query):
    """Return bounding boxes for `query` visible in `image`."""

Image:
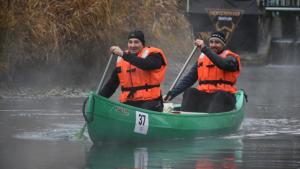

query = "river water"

[0,65,300,169]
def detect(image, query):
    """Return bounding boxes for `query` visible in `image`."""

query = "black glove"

[163,91,174,102]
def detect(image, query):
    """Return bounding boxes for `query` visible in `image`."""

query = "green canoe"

[83,90,245,143]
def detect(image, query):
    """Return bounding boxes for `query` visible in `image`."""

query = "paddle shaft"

[77,53,114,140]
[78,53,113,139]
[168,46,197,92]
[97,54,114,94]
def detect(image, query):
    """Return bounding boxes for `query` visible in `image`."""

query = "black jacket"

[170,46,239,98]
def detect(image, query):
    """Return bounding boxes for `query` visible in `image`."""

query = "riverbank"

[0,86,89,98]
[0,52,268,99]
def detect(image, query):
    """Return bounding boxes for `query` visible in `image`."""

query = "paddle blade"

[74,123,87,140]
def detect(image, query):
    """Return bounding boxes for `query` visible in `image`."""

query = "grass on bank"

[0,0,193,86]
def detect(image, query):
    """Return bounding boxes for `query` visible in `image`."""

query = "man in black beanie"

[128,30,145,46]
[164,31,241,113]
[100,30,168,112]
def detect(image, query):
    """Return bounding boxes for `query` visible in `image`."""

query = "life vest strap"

[199,80,234,86]
[121,84,160,98]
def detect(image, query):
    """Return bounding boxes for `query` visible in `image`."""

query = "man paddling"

[164,32,241,113]
[100,30,167,112]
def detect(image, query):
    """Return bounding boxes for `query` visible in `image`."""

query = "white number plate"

[134,111,149,135]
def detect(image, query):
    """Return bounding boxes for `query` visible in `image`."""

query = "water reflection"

[85,137,243,169]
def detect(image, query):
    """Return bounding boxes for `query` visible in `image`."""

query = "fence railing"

[263,0,300,7]
[261,0,300,11]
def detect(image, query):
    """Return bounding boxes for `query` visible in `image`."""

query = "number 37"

[138,114,146,125]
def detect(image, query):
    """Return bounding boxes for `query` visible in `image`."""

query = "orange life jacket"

[197,50,241,93]
[116,47,167,102]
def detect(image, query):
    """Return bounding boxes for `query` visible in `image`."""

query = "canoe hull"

[84,90,245,143]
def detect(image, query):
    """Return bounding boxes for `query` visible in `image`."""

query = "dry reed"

[0,0,193,85]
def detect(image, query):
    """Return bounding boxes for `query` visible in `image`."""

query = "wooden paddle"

[164,46,197,101]
[74,54,114,140]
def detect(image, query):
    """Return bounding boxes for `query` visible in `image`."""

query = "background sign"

[205,8,243,44]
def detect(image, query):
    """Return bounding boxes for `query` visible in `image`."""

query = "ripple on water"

[241,118,300,137]
[13,123,89,141]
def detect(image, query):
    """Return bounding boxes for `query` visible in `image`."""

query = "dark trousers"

[181,88,236,113]
[124,97,164,112]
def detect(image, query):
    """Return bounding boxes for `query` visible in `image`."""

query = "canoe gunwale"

[88,90,244,118]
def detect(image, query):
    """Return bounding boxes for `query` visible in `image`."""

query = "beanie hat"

[128,30,145,46]
[209,31,226,45]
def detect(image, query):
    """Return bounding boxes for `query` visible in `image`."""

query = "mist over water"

[1,64,300,169]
